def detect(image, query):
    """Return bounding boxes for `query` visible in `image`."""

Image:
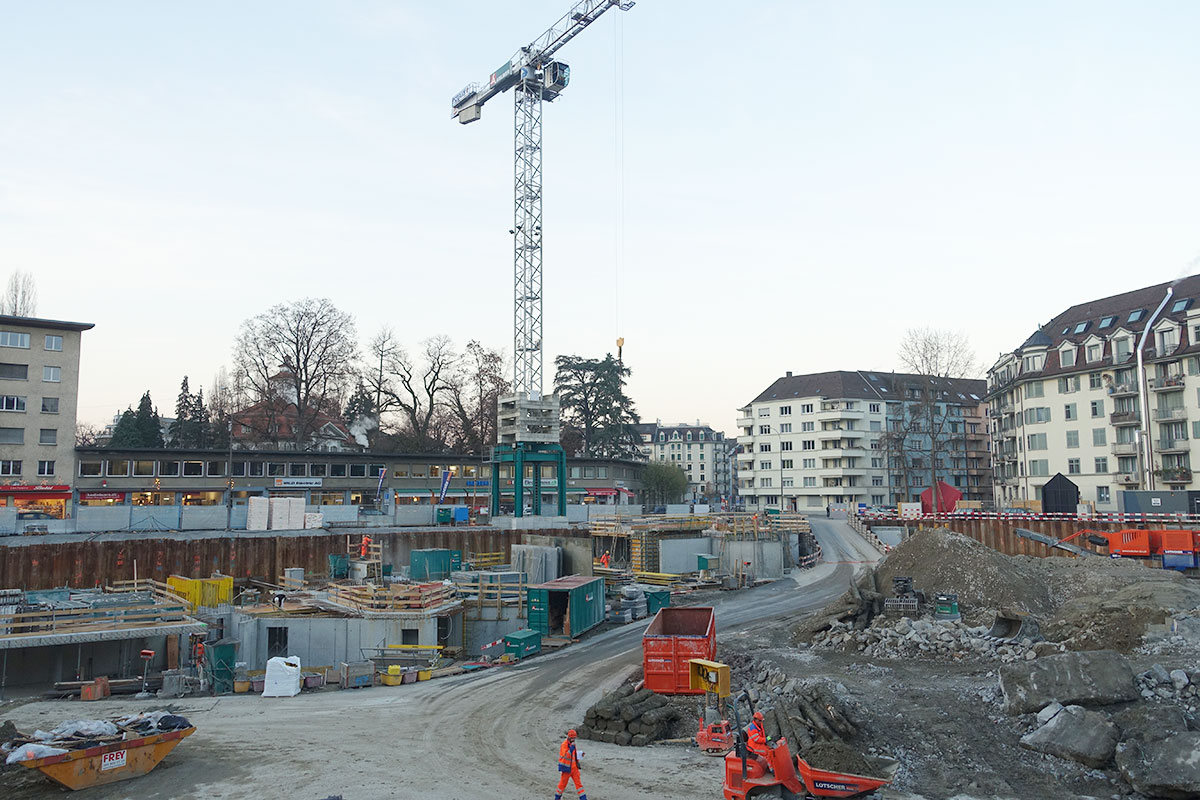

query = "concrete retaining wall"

[720,539,785,580]
[658,537,713,574]
[232,613,444,672]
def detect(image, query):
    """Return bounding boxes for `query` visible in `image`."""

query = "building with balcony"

[633,420,734,503]
[0,314,94,519]
[986,273,1200,510]
[736,370,988,511]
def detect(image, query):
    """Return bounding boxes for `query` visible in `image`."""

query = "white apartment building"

[988,274,1200,511]
[635,421,732,502]
[0,314,94,519]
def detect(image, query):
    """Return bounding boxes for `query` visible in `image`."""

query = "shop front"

[78,491,127,507]
[2,486,72,519]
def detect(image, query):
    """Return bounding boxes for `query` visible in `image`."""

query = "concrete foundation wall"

[462,605,528,656]
[658,537,713,574]
[0,635,179,689]
[231,613,446,672]
[522,532,593,577]
[720,539,785,580]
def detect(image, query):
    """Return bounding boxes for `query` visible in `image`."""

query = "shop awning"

[586,488,618,496]
[3,485,71,500]
[617,487,635,497]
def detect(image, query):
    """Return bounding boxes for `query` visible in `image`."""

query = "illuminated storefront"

[2,485,72,519]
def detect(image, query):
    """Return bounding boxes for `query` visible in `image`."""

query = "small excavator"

[722,691,893,800]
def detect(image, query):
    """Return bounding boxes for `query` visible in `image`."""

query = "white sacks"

[262,656,302,697]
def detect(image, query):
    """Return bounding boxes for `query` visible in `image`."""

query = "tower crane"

[451,0,636,518]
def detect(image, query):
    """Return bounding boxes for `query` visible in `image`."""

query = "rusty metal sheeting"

[883,518,1127,559]
[0,528,581,591]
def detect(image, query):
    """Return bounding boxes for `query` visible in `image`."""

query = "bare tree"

[233,298,358,449]
[75,422,102,447]
[895,328,978,512]
[1,271,37,316]
[379,336,458,452]
[446,340,509,454]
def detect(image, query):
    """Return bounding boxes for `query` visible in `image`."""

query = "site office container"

[1104,530,1151,558]
[642,607,716,695]
[410,549,452,581]
[504,628,542,659]
[527,576,606,638]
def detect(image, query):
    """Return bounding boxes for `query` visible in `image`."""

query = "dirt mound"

[874,529,1052,621]
[1045,580,1200,652]
[800,740,877,777]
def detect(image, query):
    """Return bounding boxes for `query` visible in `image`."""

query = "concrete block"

[1019,705,1117,767]
[1000,650,1138,714]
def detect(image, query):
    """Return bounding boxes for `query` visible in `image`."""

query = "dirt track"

[1,519,879,800]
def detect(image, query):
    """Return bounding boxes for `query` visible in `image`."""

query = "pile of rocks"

[732,659,861,752]
[577,685,683,746]
[809,615,1066,663]
[1136,663,1199,713]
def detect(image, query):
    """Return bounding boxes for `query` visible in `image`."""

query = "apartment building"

[988,274,1200,512]
[737,371,988,511]
[0,314,94,518]
[634,421,733,502]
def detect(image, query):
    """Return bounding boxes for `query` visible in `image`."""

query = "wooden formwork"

[327,582,456,612]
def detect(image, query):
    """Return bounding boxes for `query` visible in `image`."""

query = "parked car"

[17,511,55,520]
[651,505,667,514]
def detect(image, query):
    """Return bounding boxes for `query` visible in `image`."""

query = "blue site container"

[1162,552,1197,571]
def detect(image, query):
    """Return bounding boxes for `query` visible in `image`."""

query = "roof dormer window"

[1060,345,1076,367]
[1073,321,1090,335]
[1128,309,1146,324]
[1099,315,1116,329]
[1171,298,1193,314]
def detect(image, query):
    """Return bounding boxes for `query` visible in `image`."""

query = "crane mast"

[451,0,635,519]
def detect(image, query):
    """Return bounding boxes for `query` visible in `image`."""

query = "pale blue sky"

[2,1,1198,435]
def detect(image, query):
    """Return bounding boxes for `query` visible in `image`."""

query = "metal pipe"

[1137,287,1174,490]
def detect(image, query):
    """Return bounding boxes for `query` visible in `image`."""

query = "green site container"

[527,576,606,638]
[436,508,452,524]
[382,564,393,577]
[450,550,463,572]
[410,549,452,581]
[207,639,238,694]
[504,628,542,659]
[696,554,718,571]
[646,588,671,616]
[328,554,349,580]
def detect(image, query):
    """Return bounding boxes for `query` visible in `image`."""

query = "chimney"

[786,371,792,377]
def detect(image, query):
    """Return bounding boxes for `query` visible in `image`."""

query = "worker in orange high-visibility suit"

[359,535,372,559]
[746,711,769,758]
[599,551,611,569]
[554,729,586,800]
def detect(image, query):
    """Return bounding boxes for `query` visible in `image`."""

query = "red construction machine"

[722,691,893,800]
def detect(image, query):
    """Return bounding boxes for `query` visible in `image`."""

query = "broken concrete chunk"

[1113,703,1189,744]
[1019,704,1118,768]
[1149,664,1172,685]
[1036,701,1064,724]
[1169,669,1190,691]
[1115,732,1200,800]
[1000,650,1138,714]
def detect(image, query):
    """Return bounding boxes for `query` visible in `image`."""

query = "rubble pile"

[810,616,1068,663]
[577,685,684,746]
[732,659,861,752]
[1136,663,1199,713]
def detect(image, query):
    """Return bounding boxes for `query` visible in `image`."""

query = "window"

[1099,315,1116,329]
[869,403,881,413]
[267,462,286,476]
[43,366,61,382]
[79,461,101,476]
[0,395,24,411]
[759,460,772,470]
[780,441,793,451]
[310,463,327,477]
[0,460,20,476]
[1058,376,1079,394]
[1063,403,1076,420]
[248,462,265,477]
[802,440,815,451]
[1066,430,1080,448]
[1089,372,1103,389]
[158,461,180,476]
[760,477,772,488]
[1086,344,1102,362]
[183,461,204,476]
[801,421,814,432]
[350,464,367,477]
[758,425,771,435]
[1090,400,1104,417]
[686,432,692,441]
[781,459,793,469]
[1025,381,1044,398]
[41,397,58,413]
[1171,298,1192,314]
[1128,309,1145,323]
[1092,428,1107,446]
[1027,433,1047,450]
[1097,486,1111,504]
[0,332,30,348]
[0,427,23,444]
[1060,348,1076,368]
[802,458,816,468]
[231,462,247,477]
[0,363,28,380]
[207,461,225,477]
[44,335,63,351]
[758,443,771,452]
[872,476,884,486]
[38,460,55,476]
[779,406,791,416]
[289,463,307,477]
[781,477,794,487]
[801,404,813,414]
[803,476,816,487]
[1029,460,1049,477]
[779,423,792,433]
[758,407,770,417]
[1067,458,1081,474]
[370,464,386,477]
[106,460,130,476]
[1023,407,1051,424]
[133,460,154,476]
[330,463,347,477]
[1094,457,1109,473]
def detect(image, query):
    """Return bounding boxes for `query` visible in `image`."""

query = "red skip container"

[642,607,715,695]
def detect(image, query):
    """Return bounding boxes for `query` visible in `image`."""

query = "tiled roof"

[748,370,985,406]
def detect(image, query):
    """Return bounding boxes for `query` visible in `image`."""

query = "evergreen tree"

[107,408,140,448]
[133,391,164,448]
[343,380,375,429]
[191,388,211,448]
[170,377,194,447]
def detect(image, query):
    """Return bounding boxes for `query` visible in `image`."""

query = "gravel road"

[2,519,879,800]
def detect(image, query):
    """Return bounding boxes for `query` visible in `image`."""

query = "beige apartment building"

[988,274,1200,512]
[0,314,93,519]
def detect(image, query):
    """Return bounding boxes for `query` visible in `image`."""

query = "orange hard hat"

[753,711,764,721]
[567,729,577,738]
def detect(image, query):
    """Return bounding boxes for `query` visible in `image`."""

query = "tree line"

[94,297,646,459]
